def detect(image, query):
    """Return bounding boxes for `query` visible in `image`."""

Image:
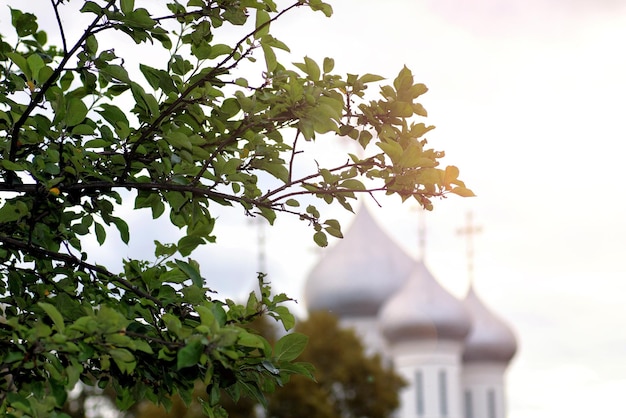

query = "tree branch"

[121,2,305,181]
[8,0,116,169]
[0,235,164,308]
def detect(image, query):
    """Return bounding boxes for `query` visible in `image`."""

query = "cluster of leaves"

[131,312,405,418]
[0,0,471,417]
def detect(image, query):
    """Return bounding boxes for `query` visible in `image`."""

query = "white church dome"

[379,262,472,343]
[303,204,414,317]
[462,286,517,363]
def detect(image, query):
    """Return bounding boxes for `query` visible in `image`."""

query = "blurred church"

[302,205,517,418]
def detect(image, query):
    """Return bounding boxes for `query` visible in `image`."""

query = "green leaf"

[261,43,277,72]
[6,52,31,79]
[339,179,366,191]
[112,217,130,244]
[177,339,203,370]
[85,34,98,55]
[412,102,428,117]
[26,53,45,82]
[1,160,24,171]
[208,44,232,59]
[274,332,308,362]
[139,64,161,90]
[166,131,192,151]
[294,56,320,81]
[95,222,106,245]
[178,235,205,256]
[175,259,203,287]
[100,64,130,83]
[278,361,315,380]
[38,302,65,332]
[11,8,38,37]
[358,73,385,84]
[238,332,266,349]
[308,0,333,17]
[409,83,428,99]
[121,0,135,14]
[0,201,29,222]
[323,57,334,73]
[313,231,328,247]
[80,1,104,16]
[255,9,270,38]
[65,98,88,126]
[110,348,136,373]
[449,187,476,197]
[272,305,295,331]
[97,103,130,129]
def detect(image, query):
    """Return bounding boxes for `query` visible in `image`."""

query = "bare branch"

[50,0,68,54]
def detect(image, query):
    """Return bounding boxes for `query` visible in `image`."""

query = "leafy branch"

[7,0,116,166]
[0,234,164,308]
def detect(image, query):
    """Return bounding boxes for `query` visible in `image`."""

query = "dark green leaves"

[10,8,38,37]
[177,339,204,370]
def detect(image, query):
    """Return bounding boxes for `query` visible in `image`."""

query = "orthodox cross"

[457,211,482,285]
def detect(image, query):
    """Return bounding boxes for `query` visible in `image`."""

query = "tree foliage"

[0,0,472,417]
[133,312,405,418]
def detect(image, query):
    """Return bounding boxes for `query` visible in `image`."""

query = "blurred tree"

[0,0,471,416]
[267,312,405,418]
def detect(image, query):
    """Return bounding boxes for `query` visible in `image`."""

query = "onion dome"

[379,262,472,343]
[303,204,414,317]
[462,286,517,363]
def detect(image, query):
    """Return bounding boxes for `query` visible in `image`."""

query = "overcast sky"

[3,1,626,417]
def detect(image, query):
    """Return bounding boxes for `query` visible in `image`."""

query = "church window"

[464,390,473,418]
[416,370,424,416]
[487,389,496,418]
[439,369,448,417]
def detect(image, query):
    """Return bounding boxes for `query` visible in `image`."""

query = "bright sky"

[261,2,626,417]
[4,1,626,417]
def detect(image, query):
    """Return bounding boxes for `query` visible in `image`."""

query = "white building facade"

[304,205,517,418]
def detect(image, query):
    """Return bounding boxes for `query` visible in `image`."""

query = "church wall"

[461,363,508,418]
[390,340,465,418]
[340,316,388,356]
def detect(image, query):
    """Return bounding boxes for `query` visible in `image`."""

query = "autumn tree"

[0,0,472,417]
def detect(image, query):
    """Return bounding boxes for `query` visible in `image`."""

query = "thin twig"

[50,0,68,54]
[287,129,302,184]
